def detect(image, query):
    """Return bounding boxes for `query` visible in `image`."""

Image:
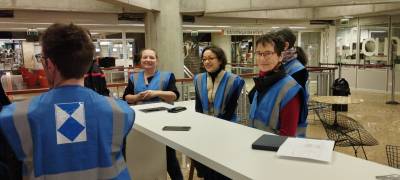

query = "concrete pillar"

[122,31,128,59]
[211,33,232,71]
[144,0,184,78]
[327,25,337,64]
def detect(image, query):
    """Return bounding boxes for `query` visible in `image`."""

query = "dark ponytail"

[295,46,308,66]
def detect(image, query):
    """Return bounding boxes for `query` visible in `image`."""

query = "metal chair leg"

[361,146,368,160]
[352,146,358,157]
[188,159,194,180]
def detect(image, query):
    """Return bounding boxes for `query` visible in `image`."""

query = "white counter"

[126,100,399,180]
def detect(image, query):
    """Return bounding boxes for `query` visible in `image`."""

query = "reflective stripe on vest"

[12,100,34,176]
[250,77,306,136]
[284,59,305,75]
[130,71,170,100]
[13,98,127,179]
[25,158,126,180]
[195,72,237,117]
[220,74,237,116]
[106,97,125,162]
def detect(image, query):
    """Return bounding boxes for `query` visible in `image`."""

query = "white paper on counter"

[276,137,335,163]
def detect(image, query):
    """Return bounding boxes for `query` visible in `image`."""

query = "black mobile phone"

[167,106,187,113]
[140,107,168,113]
[162,126,191,131]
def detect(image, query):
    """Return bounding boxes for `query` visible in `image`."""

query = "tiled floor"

[175,90,400,179]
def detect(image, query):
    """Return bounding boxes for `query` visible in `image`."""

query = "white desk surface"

[130,101,399,180]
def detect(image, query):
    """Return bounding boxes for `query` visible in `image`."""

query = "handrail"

[183,65,194,78]
[5,69,336,95]
[320,63,390,68]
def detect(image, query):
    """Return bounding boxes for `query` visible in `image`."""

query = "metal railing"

[5,66,337,122]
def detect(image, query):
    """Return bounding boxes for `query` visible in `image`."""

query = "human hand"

[139,90,158,100]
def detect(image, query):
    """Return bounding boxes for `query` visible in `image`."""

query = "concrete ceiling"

[203,3,400,20]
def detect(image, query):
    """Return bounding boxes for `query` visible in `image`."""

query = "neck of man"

[53,77,84,88]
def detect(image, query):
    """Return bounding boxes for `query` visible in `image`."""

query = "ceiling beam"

[204,0,400,14]
[97,0,160,11]
[204,3,400,20]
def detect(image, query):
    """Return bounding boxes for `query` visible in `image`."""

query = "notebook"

[252,134,288,151]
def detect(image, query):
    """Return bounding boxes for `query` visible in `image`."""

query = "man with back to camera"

[0,23,135,179]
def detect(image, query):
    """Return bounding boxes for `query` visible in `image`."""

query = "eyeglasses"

[36,54,48,65]
[202,56,217,63]
[255,51,276,58]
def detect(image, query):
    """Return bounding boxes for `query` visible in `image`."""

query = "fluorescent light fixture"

[90,32,100,35]
[183,29,223,33]
[182,25,231,28]
[289,26,306,29]
[95,48,100,52]
[112,48,117,52]
[100,41,111,46]
[370,31,387,33]
[272,26,280,29]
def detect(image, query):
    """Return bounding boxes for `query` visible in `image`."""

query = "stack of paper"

[276,137,335,163]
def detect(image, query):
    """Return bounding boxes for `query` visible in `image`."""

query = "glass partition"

[300,32,321,66]
[336,26,358,64]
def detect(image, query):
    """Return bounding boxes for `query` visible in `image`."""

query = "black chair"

[386,145,400,169]
[315,106,378,159]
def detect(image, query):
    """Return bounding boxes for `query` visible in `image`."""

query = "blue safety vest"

[249,76,307,137]
[130,70,171,103]
[283,58,309,119]
[283,58,305,76]
[194,71,245,122]
[0,85,135,179]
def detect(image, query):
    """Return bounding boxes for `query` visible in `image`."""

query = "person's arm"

[123,79,143,104]
[141,90,176,104]
[279,93,301,136]
[140,73,178,104]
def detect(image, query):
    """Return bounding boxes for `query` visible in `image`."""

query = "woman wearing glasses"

[122,48,183,180]
[193,46,244,179]
[248,33,307,137]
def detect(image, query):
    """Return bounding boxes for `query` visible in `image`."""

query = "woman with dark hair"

[275,28,309,90]
[122,48,183,180]
[193,46,244,180]
[248,33,307,137]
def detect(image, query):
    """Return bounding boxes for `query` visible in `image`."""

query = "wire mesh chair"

[386,145,400,169]
[315,105,378,159]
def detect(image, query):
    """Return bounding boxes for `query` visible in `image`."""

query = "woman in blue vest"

[276,28,309,90]
[193,46,245,180]
[122,48,183,180]
[249,33,307,137]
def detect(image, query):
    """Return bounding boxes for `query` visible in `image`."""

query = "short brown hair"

[41,23,94,79]
[255,32,285,56]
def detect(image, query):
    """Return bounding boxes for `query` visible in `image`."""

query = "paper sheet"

[276,137,335,163]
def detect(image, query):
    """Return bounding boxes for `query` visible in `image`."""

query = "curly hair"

[41,23,94,79]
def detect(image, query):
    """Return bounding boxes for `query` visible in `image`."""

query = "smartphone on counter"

[140,107,168,113]
[162,126,191,131]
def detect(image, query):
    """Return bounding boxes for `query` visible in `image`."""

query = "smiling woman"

[248,32,308,138]
[122,48,179,105]
[193,46,245,180]
[121,48,184,180]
